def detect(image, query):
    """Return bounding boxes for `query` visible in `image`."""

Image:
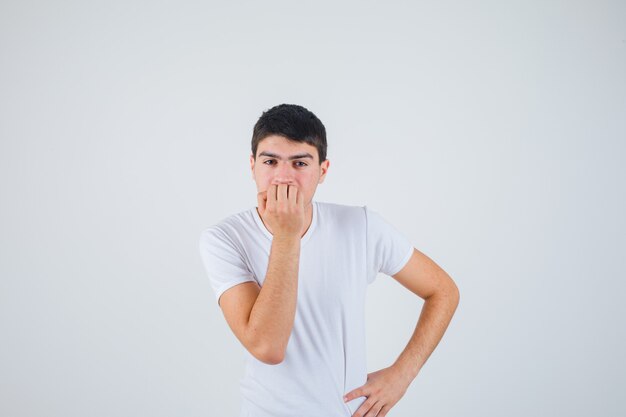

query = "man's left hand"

[343,365,413,417]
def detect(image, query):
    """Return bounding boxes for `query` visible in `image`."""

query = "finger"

[344,388,364,403]
[364,401,383,417]
[266,184,277,210]
[257,190,267,213]
[277,184,288,203]
[295,185,303,208]
[378,404,391,417]
[355,397,377,417]
[288,185,298,205]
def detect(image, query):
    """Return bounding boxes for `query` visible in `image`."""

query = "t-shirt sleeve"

[198,226,257,306]
[365,206,414,285]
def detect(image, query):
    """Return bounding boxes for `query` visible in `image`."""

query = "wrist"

[272,233,301,245]
[391,359,420,384]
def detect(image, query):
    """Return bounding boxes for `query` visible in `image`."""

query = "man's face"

[250,135,330,207]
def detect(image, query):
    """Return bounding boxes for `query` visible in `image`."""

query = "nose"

[272,162,295,185]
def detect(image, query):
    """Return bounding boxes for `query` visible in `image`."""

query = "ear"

[250,154,255,179]
[318,159,330,184]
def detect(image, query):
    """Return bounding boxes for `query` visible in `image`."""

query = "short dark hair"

[251,104,327,164]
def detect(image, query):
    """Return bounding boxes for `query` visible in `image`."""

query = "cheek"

[255,170,272,183]
[300,173,318,186]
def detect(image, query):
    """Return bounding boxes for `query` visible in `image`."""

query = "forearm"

[392,286,460,383]
[247,234,301,360]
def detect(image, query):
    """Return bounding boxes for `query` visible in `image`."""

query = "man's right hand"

[257,184,305,238]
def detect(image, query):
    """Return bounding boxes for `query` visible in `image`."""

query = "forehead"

[257,135,318,160]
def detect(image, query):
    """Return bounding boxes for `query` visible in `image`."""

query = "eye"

[262,160,307,167]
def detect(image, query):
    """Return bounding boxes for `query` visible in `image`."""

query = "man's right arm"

[219,184,304,365]
[219,234,300,365]
[251,234,300,363]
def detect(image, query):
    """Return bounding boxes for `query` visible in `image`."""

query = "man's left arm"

[389,247,460,382]
[343,247,459,417]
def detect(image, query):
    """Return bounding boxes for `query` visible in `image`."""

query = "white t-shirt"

[198,200,414,417]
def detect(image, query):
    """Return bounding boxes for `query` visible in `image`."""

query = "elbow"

[447,280,460,309]
[429,279,460,307]
[443,277,460,301]
[263,351,286,365]
[245,323,288,365]
[248,335,285,365]
[252,344,285,365]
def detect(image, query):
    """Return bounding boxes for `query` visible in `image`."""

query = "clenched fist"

[257,184,305,239]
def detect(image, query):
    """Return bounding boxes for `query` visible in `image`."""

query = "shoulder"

[313,201,391,226]
[315,200,367,228]
[316,200,364,215]
[199,207,256,247]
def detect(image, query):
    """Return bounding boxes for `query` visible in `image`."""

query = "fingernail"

[343,396,348,402]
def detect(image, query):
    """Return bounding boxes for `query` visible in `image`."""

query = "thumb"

[257,190,267,212]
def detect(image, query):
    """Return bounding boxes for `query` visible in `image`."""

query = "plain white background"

[1,1,624,416]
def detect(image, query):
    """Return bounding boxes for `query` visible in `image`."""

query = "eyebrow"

[258,151,314,160]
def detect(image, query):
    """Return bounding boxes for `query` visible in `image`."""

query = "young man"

[198,104,460,417]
